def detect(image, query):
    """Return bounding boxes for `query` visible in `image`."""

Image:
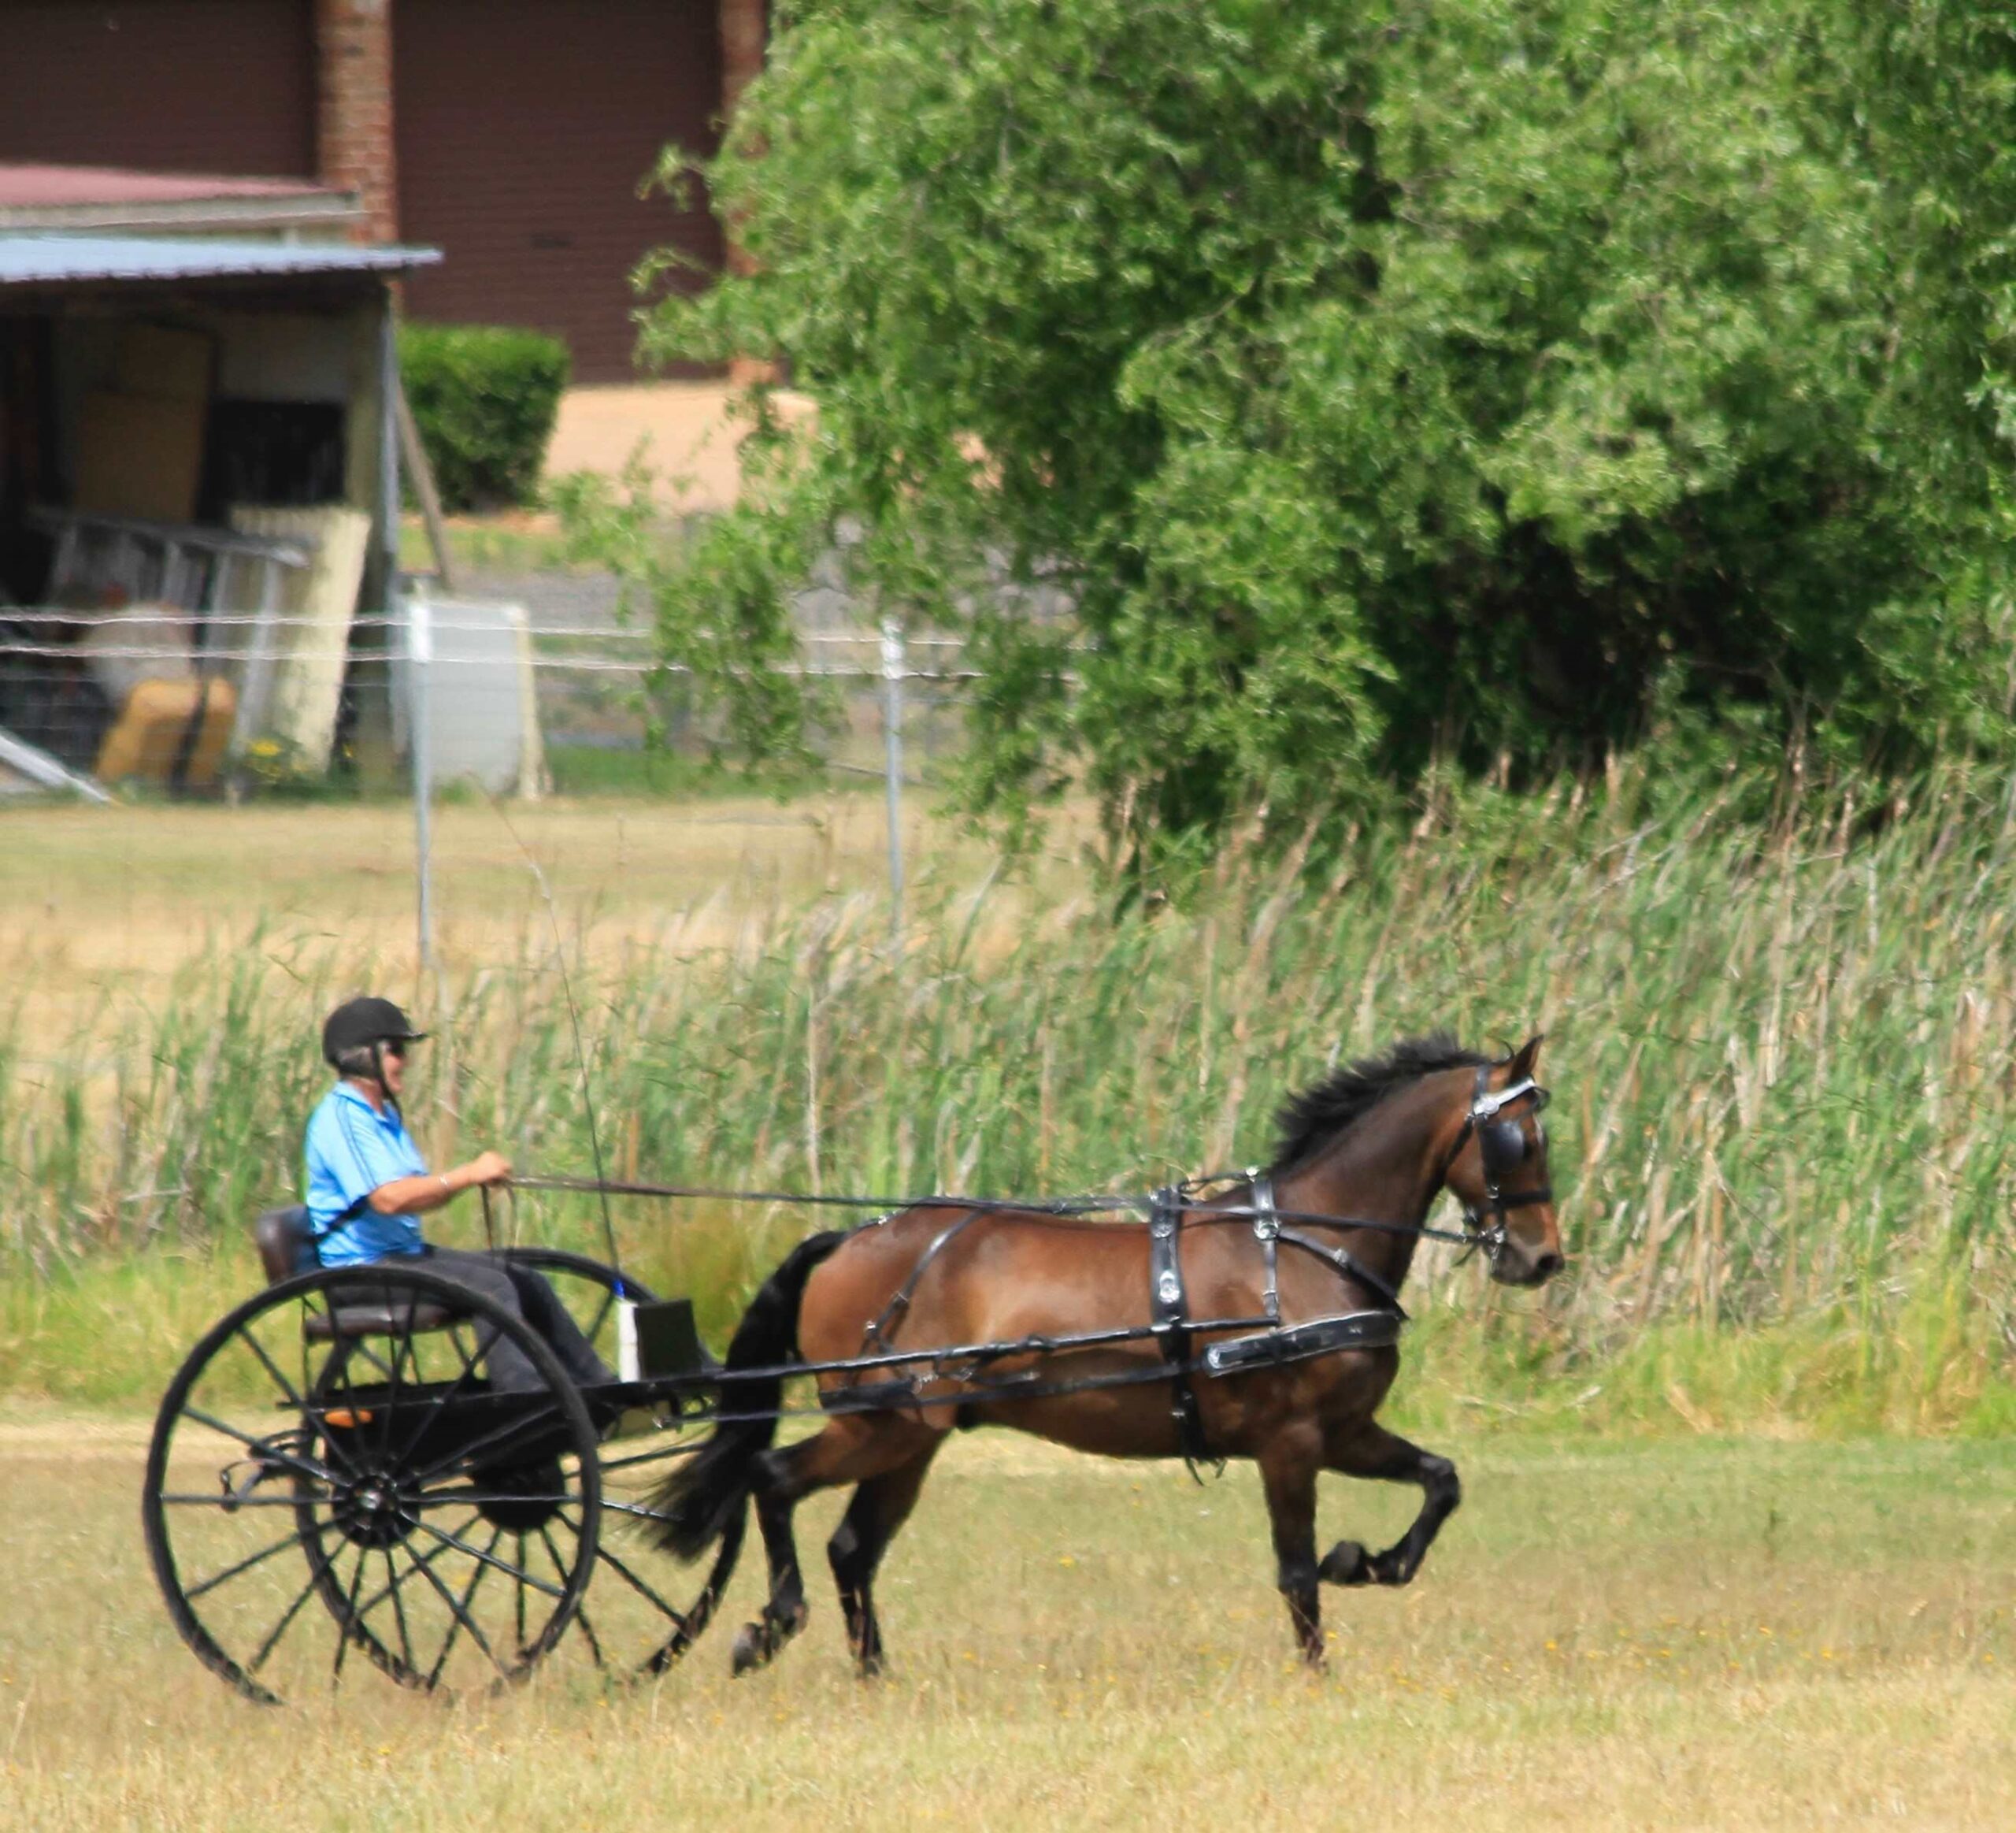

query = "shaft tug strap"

[1149,1186,1221,1481]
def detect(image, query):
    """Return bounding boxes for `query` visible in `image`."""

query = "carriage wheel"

[494,1250,743,1679]
[143,1264,602,1704]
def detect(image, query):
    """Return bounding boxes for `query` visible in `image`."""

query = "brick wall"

[316,0,398,243]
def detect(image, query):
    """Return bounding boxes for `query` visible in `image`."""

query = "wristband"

[439,1173,453,1196]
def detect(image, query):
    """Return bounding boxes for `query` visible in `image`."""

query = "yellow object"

[94,677,238,787]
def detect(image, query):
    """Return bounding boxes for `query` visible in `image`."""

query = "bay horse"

[650,1033,1562,1672]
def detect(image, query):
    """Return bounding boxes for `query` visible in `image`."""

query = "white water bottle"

[617,1297,640,1382]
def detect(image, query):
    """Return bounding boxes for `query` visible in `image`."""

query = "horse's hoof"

[730,1622,769,1676]
[1319,1540,1373,1586]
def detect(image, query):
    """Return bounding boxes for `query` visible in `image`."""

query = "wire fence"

[0,589,990,953]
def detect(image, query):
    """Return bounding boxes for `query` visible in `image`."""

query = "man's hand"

[467,1150,513,1188]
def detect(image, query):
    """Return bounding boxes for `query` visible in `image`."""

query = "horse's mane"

[1270,1031,1488,1174]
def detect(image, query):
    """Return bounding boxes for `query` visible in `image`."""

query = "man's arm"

[367,1151,513,1216]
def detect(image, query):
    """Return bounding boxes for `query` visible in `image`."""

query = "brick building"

[0,0,766,381]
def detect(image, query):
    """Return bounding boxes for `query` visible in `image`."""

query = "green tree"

[573,0,2016,878]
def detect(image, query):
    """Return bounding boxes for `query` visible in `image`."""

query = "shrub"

[398,322,570,512]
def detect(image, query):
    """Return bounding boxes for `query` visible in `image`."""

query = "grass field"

[0,789,1038,1026]
[2,1418,2010,1831]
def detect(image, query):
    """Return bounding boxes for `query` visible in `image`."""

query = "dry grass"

[2,1420,2010,1831]
[0,791,1079,1026]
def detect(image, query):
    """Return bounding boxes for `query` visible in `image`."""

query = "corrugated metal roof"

[0,234,439,288]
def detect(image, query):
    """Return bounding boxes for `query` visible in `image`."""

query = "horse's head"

[1443,1035,1563,1288]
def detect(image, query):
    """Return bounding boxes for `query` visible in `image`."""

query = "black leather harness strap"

[1250,1171,1280,1325]
[1148,1186,1219,1479]
[860,1208,986,1352]
[1274,1225,1409,1319]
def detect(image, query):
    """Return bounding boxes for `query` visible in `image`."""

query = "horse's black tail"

[647,1230,850,1562]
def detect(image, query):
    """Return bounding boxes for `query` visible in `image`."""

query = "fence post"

[880,617,905,948]
[409,591,435,975]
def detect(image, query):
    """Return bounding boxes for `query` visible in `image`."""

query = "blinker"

[1475,1085,1549,1178]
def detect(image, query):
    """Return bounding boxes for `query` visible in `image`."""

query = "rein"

[507,1172,1488,1251]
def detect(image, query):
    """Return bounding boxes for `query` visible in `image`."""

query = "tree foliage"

[582,0,2016,875]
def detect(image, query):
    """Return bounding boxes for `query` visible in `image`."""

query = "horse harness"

[1149,1068,1551,1477]
[852,1068,1551,1476]
[1149,1174,1408,1479]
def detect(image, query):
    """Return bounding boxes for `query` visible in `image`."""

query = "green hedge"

[398,322,570,512]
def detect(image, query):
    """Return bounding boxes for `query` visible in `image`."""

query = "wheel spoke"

[180,1408,339,1486]
[243,1531,345,1679]
[378,1317,415,1476]
[424,1527,506,1686]
[409,1486,581,1511]
[581,1286,617,1351]
[185,1525,317,1602]
[572,1599,606,1670]
[537,1523,597,1665]
[331,1542,369,1683]
[408,1404,566,1490]
[390,1315,487,1471]
[384,1548,418,1678]
[160,1492,302,1508]
[409,1517,565,1600]
[233,1322,307,1412]
[349,1519,473,1622]
[515,1534,530,1652]
[590,1541,691,1626]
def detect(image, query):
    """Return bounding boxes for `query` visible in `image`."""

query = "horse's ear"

[1508,1033,1546,1081]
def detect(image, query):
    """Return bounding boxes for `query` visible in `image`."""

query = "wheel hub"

[331,1474,417,1548]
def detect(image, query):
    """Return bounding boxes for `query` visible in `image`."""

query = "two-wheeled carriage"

[141,1208,739,1703]
[144,1034,1563,1694]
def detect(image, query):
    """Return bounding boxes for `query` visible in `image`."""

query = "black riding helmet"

[321,996,428,1068]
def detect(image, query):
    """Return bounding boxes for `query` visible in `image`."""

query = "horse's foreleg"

[828,1442,939,1679]
[1256,1431,1326,1668]
[1319,1422,1461,1590]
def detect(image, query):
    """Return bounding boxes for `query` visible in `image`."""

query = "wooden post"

[395,375,458,596]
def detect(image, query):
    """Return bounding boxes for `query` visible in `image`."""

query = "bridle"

[1436,1065,1554,1269]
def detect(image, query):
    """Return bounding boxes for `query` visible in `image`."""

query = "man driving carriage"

[306,996,613,1393]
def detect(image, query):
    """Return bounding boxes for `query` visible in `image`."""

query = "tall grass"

[5,766,2014,1423]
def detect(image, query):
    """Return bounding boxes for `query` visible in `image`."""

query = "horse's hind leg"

[1319,1421,1462,1590]
[733,1416,933,1676]
[828,1441,940,1678]
[1257,1429,1326,1668]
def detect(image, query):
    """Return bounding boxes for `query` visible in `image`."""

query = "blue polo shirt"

[304,1082,428,1267]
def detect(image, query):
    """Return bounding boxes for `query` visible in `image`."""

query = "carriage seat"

[251,1205,458,1340]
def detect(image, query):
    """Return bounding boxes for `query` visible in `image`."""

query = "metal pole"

[410,591,435,975]
[880,617,905,947]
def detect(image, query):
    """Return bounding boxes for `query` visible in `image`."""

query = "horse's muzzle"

[1492,1245,1563,1288]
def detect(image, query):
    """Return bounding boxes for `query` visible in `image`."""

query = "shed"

[0,232,439,790]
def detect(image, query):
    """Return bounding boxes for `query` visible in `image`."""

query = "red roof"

[0,164,343,208]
